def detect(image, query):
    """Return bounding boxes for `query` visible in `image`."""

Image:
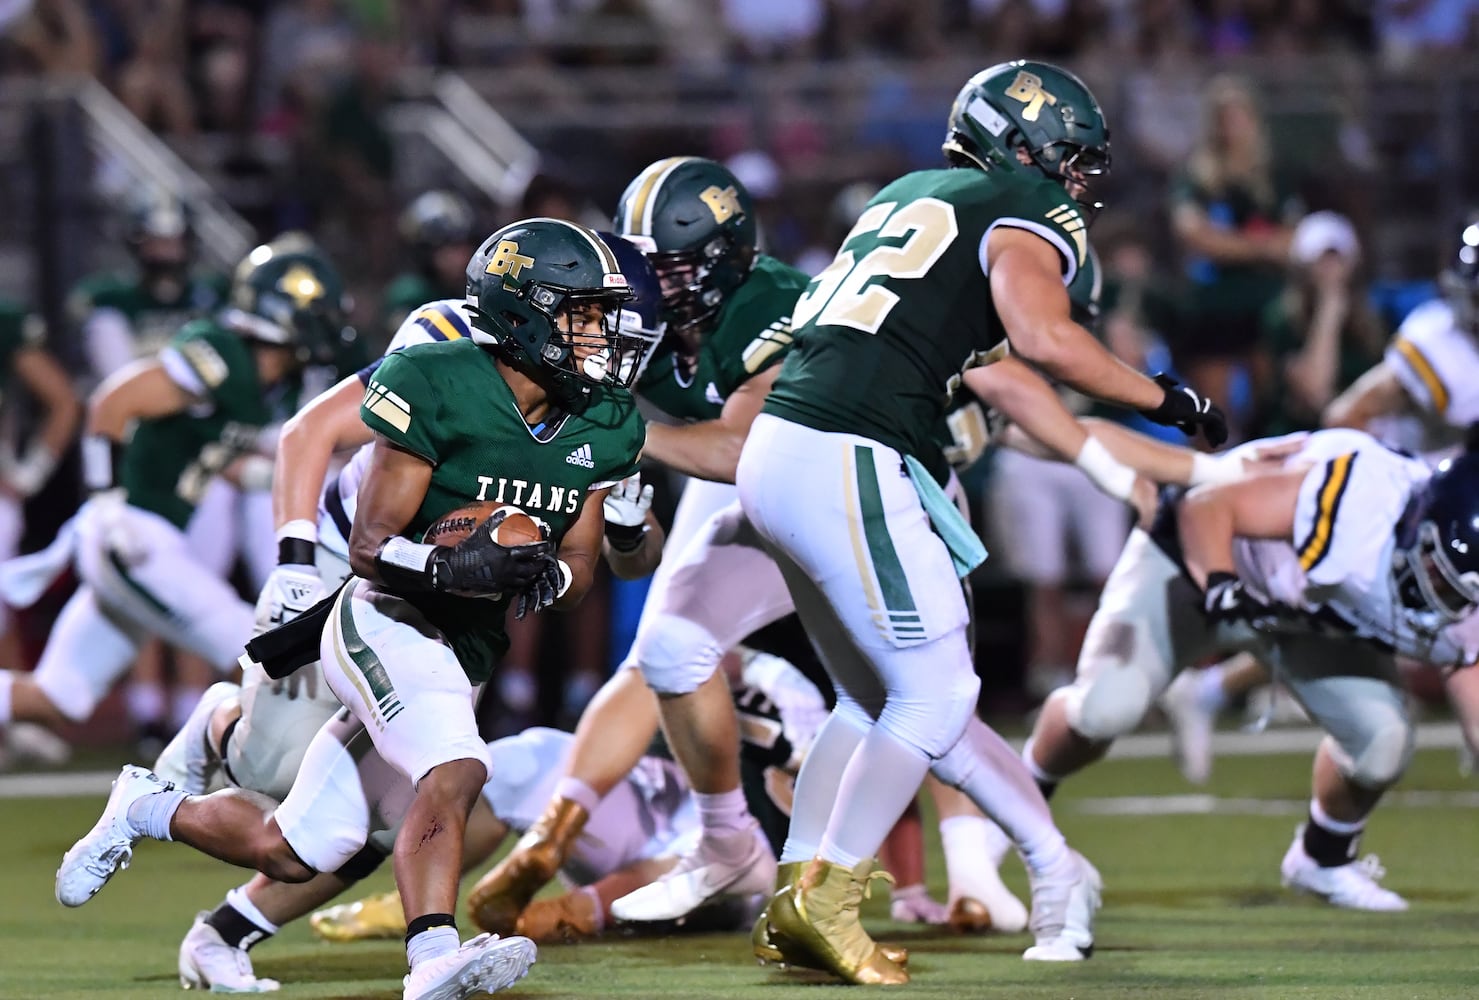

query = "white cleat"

[6,721,73,766]
[1280,830,1408,912]
[1161,670,1214,785]
[55,764,173,907]
[155,682,238,793]
[179,912,280,993]
[402,933,537,1000]
[609,825,776,923]
[1022,849,1101,961]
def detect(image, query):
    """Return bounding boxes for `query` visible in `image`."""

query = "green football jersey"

[121,320,272,528]
[765,168,1090,481]
[637,255,810,421]
[68,271,229,360]
[360,338,645,682]
[0,299,46,407]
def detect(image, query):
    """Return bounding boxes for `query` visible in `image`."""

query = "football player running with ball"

[56,219,652,1000]
[734,61,1226,984]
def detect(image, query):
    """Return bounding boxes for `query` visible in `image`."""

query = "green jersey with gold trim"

[120,320,271,528]
[765,167,1089,481]
[637,255,809,421]
[360,337,645,681]
[68,271,229,360]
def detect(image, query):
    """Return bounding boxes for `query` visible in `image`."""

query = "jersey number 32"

[792,198,958,335]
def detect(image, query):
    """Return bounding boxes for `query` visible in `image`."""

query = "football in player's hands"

[422,501,543,547]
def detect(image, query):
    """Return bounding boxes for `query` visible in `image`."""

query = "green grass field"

[4,745,1477,999]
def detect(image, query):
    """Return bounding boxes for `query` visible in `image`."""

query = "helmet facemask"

[645,233,755,339]
[1394,520,1479,623]
[476,280,639,393]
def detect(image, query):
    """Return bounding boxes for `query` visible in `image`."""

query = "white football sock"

[553,776,601,816]
[940,814,1011,901]
[944,718,1069,878]
[779,709,868,864]
[0,670,13,723]
[818,726,931,871]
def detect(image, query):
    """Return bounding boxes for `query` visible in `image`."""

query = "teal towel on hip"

[903,454,987,578]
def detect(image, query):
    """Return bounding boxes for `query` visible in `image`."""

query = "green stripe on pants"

[854,446,919,620]
[336,587,406,724]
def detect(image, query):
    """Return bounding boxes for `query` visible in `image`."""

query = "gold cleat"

[515,890,601,944]
[467,796,589,935]
[754,862,908,970]
[766,858,910,985]
[309,890,406,943]
[947,896,995,934]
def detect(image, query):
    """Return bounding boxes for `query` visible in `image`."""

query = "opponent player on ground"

[733,61,1226,984]
[55,218,655,1000]
[0,239,345,744]
[1164,221,1479,783]
[1018,428,1479,911]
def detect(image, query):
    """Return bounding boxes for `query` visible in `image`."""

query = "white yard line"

[0,722,1465,801]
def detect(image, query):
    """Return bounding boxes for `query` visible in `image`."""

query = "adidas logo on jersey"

[705,382,725,405]
[565,443,595,468]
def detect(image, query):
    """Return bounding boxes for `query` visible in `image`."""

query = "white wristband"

[82,435,114,492]
[1074,436,1136,503]
[236,455,274,493]
[378,536,437,573]
[1189,451,1243,487]
[276,519,319,544]
[555,559,573,599]
[8,444,57,497]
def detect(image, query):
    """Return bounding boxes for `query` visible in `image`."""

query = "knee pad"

[1063,664,1155,743]
[629,614,723,696]
[879,669,980,760]
[1329,717,1414,789]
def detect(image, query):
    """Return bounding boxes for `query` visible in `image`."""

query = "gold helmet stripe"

[621,156,698,237]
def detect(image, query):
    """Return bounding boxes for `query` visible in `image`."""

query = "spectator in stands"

[5,0,99,77]
[115,0,195,137]
[1257,211,1386,435]
[1170,75,1297,443]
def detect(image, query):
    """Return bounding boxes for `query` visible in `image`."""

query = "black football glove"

[1201,571,1272,625]
[1141,373,1229,447]
[434,519,556,598]
[513,559,565,620]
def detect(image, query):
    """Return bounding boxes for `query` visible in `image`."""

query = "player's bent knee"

[1066,666,1153,743]
[258,822,318,883]
[631,614,723,696]
[1343,718,1415,789]
[33,671,101,724]
[884,670,981,759]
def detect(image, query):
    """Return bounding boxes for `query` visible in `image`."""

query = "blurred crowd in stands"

[0,0,1476,732]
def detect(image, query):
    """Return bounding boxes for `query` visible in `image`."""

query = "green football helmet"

[225,234,349,365]
[613,156,757,337]
[943,61,1112,219]
[465,218,641,395]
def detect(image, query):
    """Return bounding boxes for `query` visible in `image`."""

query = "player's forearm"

[1323,364,1409,429]
[551,551,595,611]
[1012,319,1163,412]
[275,413,337,530]
[602,512,664,580]
[1177,486,1239,588]
[643,421,743,484]
[966,361,1086,462]
[1077,418,1197,485]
